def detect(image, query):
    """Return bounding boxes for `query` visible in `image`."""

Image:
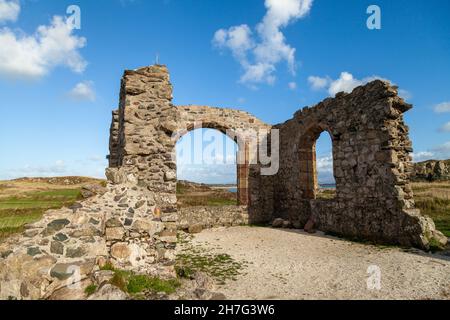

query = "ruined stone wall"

[107,65,271,224]
[108,110,120,168]
[273,81,444,248]
[174,106,271,207]
[178,206,249,232]
[107,66,445,249]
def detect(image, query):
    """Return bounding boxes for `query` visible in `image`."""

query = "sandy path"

[189,226,450,300]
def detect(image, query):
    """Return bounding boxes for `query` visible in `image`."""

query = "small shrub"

[127,275,180,294]
[84,284,97,296]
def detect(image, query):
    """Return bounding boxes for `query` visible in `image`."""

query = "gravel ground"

[189,226,450,300]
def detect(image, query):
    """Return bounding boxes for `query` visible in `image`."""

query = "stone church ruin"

[108,64,445,248]
[0,64,446,300]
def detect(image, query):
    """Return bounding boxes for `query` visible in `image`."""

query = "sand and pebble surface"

[188,226,450,300]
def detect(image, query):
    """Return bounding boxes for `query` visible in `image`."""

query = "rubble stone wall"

[178,206,249,232]
[272,81,444,248]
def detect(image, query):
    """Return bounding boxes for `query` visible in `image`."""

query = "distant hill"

[8,176,105,186]
[412,160,450,182]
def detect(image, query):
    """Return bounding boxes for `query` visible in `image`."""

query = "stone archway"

[173,125,247,205]
[108,64,446,249]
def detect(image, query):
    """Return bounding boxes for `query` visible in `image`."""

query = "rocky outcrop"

[412,160,450,181]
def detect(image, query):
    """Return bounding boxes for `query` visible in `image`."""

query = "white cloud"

[9,160,68,177]
[398,89,412,101]
[432,142,450,155]
[328,72,367,95]
[0,15,87,80]
[288,81,297,90]
[307,75,329,90]
[177,164,237,184]
[412,151,434,162]
[0,157,109,180]
[69,81,96,102]
[307,72,402,97]
[434,102,450,113]
[237,97,246,104]
[439,122,450,133]
[316,153,335,184]
[0,0,19,24]
[213,0,313,86]
[316,154,333,172]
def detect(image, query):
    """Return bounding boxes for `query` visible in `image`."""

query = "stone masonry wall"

[272,81,446,249]
[178,206,249,233]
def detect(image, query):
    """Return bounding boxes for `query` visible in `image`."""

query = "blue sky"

[0,0,449,184]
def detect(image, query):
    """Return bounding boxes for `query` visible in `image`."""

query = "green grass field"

[412,181,450,237]
[0,177,107,241]
[0,189,82,239]
[0,178,448,242]
[176,182,237,208]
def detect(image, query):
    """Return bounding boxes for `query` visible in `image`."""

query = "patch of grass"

[176,181,237,208]
[0,188,82,241]
[101,264,180,297]
[177,194,237,208]
[127,275,180,295]
[99,262,116,271]
[84,284,98,296]
[428,237,445,253]
[176,236,246,284]
[316,189,336,200]
[413,183,450,238]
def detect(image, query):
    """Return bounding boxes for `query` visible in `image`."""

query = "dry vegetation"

[1,177,448,242]
[176,181,237,208]
[412,181,450,237]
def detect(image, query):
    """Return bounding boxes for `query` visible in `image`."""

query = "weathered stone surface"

[69,226,101,238]
[54,233,68,242]
[47,219,70,232]
[93,270,115,286]
[178,206,249,231]
[66,246,86,258]
[50,241,64,255]
[80,184,107,199]
[48,279,93,300]
[110,242,131,260]
[272,218,284,228]
[87,284,128,300]
[105,227,125,241]
[304,218,316,234]
[50,263,76,280]
[188,224,203,234]
[106,218,122,228]
[131,220,164,236]
[26,247,42,256]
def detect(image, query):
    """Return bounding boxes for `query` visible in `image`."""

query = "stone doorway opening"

[299,126,336,200]
[175,128,250,231]
[175,128,239,207]
[315,132,336,200]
